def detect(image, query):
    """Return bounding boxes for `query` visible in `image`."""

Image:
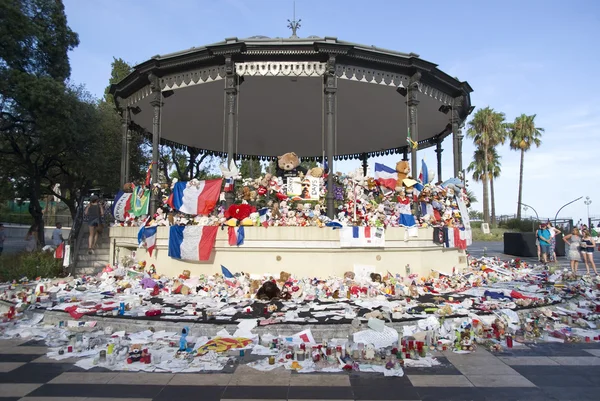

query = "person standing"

[84,195,103,254]
[563,228,582,275]
[0,224,6,256]
[580,229,598,276]
[537,223,551,264]
[24,224,38,252]
[547,222,561,262]
[52,222,64,247]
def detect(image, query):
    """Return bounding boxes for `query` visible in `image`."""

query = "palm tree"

[467,148,502,225]
[508,114,543,220]
[466,107,507,224]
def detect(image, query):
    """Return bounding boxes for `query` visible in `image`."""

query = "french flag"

[418,159,429,184]
[258,208,270,227]
[374,163,398,190]
[353,226,374,242]
[224,177,234,192]
[138,225,157,256]
[168,225,219,261]
[167,179,222,216]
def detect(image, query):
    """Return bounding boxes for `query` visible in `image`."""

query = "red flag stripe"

[197,179,223,215]
[199,226,219,261]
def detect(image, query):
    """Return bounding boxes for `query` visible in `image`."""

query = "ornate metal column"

[452,97,464,177]
[435,140,443,183]
[361,152,368,176]
[119,103,129,188]
[406,73,421,179]
[148,73,162,216]
[324,55,337,219]
[224,55,239,208]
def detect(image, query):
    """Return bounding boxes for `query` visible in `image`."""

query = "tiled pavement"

[2,339,600,400]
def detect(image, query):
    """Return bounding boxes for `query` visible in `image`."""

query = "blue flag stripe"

[168,225,185,259]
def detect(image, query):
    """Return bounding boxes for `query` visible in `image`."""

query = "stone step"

[76,252,109,261]
[75,265,105,276]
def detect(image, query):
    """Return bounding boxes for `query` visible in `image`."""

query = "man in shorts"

[537,223,551,264]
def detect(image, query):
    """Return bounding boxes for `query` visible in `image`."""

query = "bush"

[498,218,538,232]
[0,251,63,282]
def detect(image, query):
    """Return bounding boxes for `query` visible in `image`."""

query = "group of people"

[536,222,597,276]
[564,227,597,275]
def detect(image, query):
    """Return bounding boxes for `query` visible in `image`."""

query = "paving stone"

[408,374,473,387]
[498,356,560,365]
[466,374,536,387]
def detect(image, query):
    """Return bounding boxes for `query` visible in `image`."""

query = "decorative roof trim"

[236,61,326,77]
[161,65,226,91]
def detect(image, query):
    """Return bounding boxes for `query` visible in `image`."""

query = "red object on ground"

[145,310,162,317]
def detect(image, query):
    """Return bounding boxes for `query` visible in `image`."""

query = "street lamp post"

[554,197,583,227]
[584,196,592,227]
[518,202,539,232]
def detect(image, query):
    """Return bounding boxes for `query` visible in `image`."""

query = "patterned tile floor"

[2,338,600,400]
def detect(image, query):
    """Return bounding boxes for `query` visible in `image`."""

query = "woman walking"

[580,230,598,276]
[563,228,582,275]
[84,195,104,254]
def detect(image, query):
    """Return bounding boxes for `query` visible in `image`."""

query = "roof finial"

[287,0,301,38]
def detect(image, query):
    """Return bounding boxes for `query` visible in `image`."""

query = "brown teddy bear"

[306,167,324,178]
[396,160,410,182]
[260,173,273,187]
[123,183,135,193]
[276,152,307,178]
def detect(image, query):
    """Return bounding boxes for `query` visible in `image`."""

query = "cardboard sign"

[481,223,490,234]
[286,177,320,200]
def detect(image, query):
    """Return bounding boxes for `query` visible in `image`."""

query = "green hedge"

[498,218,539,232]
[0,251,63,282]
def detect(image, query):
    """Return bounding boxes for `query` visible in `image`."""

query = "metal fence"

[0,213,74,227]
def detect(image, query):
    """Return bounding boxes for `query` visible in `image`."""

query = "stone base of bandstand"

[108,227,468,279]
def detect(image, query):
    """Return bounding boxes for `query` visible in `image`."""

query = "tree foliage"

[466,107,507,225]
[239,159,262,179]
[508,114,543,219]
[0,0,79,243]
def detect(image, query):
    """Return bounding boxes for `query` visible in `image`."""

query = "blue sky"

[63,0,600,223]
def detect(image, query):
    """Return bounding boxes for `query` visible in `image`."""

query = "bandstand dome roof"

[110,36,473,161]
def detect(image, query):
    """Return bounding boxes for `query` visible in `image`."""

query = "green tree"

[466,107,507,225]
[239,159,262,179]
[467,147,501,225]
[508,114,543,220]
[103,57,148,186]
[0,0,79,243]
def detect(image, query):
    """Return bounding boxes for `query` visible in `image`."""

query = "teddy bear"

[306,167,324,178]
[275,152,307,178]
[396,160,410,182]
[260,173,272,187]
[123,182,135,193]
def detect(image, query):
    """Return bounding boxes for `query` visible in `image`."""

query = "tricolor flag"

[339,226,385,248]
[167,179,222,216]
[221,265,234,278]
[113,190,133,221]
[258,208,270,227]
[138,224,158,256]
[168,225,219,261]
[227,226,245,246]
[224,177,234,192]
[419,159,429,184]
[374,163,398,190]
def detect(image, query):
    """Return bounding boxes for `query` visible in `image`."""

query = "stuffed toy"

[123,183,135,193]
[256,281,281,300]
[260,173,272,187]
[306,167,324,178]
[275,152,307,178]
[127,344,143,363]
[396,160,410,182]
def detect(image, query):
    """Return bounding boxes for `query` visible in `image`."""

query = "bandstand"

[108,34,474,278]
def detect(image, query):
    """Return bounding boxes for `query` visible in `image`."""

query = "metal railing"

[0,213,74,227]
